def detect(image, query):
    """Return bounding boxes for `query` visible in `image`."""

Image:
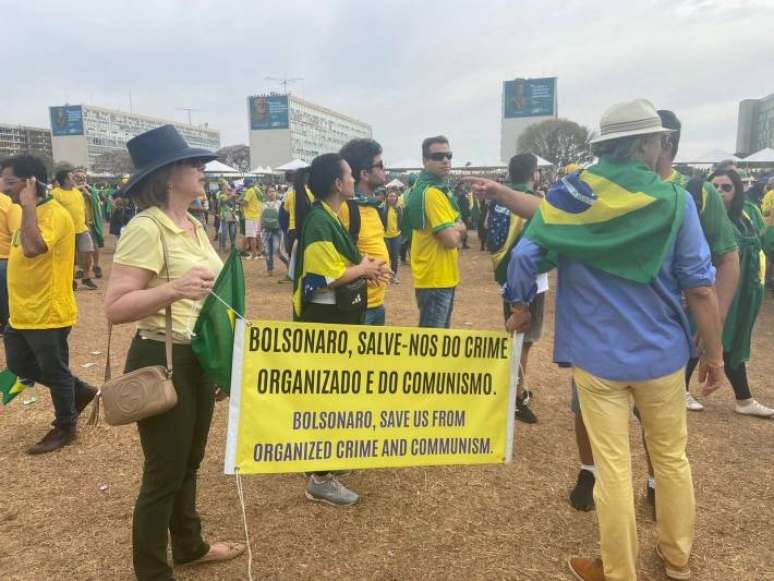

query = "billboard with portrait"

[249,95,290,130]
[503,78,556,119]
[50,106,84,136]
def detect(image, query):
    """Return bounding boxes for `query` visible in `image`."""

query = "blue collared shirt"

[503,194,715,381]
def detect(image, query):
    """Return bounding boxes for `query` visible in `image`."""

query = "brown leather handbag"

[88,218,178,426]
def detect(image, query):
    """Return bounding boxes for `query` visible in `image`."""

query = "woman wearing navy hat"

[105,125,244,580]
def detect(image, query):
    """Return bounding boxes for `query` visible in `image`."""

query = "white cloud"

[4,0,772,161]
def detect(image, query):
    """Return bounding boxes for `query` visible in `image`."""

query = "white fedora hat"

[589,99,674,144]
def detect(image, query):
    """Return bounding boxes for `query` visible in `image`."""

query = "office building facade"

[736,92,774,157]
[248,94,371,169]
[49,104,220,171]
[0,124,53,160]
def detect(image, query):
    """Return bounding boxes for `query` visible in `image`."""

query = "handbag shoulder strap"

[104,214,174,382]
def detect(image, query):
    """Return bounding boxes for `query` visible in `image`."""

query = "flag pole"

[505,333,524,463]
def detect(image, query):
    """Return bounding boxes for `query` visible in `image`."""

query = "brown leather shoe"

[26,428,76,455]
[568,557,606,581]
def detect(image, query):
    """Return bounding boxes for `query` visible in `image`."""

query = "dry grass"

[1,229,773,581]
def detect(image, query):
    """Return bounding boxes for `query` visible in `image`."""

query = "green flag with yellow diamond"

[191,248,245,395]
[0,369,28,405]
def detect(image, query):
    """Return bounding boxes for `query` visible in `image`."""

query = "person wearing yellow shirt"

[52,167,97,290]
[283,170,314,254]
[383,189,403,282]
[762,180,774,288]
[240,178,263,259]
[339,138,391,325]
[1,155,96,454]
[0,187,22,330]
[404,136,464,328]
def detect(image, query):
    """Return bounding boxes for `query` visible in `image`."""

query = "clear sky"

[5,0,772,164]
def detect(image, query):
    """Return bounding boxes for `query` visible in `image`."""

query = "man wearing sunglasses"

[339,138,390,325]
[404,136,465,328]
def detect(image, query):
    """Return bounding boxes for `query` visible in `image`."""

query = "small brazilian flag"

[191,248,246,395]
[0,369,28,405]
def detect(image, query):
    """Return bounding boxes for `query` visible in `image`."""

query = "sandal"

[181,541,246,566]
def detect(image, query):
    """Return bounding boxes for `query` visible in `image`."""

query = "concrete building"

[500,77,558,163]
[248,94,371,168]
[49,104,220,171]
[0,124,53,160]
[736,92,774,157]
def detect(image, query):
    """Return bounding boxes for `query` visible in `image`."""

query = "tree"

[92,149,134,175]
[216,145,251,172]
[516,119,591,168]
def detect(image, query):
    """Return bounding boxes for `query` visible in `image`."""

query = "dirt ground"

[1,228,772,581]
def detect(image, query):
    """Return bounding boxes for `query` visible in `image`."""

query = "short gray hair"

[590,135,649,162]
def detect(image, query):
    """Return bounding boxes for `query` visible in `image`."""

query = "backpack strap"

[346,199,361,243]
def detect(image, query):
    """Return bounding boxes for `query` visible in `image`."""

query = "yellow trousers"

[574,367,694,581]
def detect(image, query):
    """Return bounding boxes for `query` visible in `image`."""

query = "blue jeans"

[219,221,237,252]
[262,230,288,272]
[415,288,455,328]
[385,236,401,274]
[364,305,386,326]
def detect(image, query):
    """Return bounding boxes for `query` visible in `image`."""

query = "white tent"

[680,149,740,164]
[204,160,241,175]
[386,178,405,189]
[275,159,309,171]
[535,155,554,168]
[742,147,774,163]
[250,165,277,175]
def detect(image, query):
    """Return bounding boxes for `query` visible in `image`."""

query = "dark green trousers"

[125,334,215,581]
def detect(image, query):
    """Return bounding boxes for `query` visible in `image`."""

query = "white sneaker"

[685,392,704,412]
[735,399,774,418]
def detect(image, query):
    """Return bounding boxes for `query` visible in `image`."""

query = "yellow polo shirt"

[410,187,460,289]
[242,187,262,221]
[113,206,223,344]
[52,187,88,234]
[339,201,390,309]
[284,187,315,231]
[8,199,77,329]
[0,193,22,259]
[385,206,400,238]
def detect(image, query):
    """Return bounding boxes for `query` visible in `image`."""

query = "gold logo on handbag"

[88,216,178,426]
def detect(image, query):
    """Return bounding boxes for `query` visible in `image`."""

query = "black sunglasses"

[427,152,453,161]
[713,182,734,193]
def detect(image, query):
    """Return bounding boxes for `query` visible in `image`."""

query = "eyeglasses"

[370,160,385,170]
[427,152,453,161]
[713,182,734,193]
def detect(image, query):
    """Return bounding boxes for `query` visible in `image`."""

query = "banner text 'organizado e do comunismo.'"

[224,320,518,474]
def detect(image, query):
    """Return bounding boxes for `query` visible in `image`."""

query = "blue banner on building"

[50,106,84,136]
[503,78,556,119]
[249,95,289,130]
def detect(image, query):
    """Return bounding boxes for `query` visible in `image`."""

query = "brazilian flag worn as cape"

[524,158,685,284]
[191,249,245,395]
[292,201,361,320]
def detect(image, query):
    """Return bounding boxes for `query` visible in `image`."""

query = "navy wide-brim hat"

[122,124,217,197]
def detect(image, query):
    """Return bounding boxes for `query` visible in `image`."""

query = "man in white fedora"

[501,99,725,580]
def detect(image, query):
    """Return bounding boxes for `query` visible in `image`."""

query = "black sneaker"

[569,469,595,511]
[515,391,537,424]
[93,266,103,279]
[646,483,656,520]
[75,269,84,279]
[82,278,98,290]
